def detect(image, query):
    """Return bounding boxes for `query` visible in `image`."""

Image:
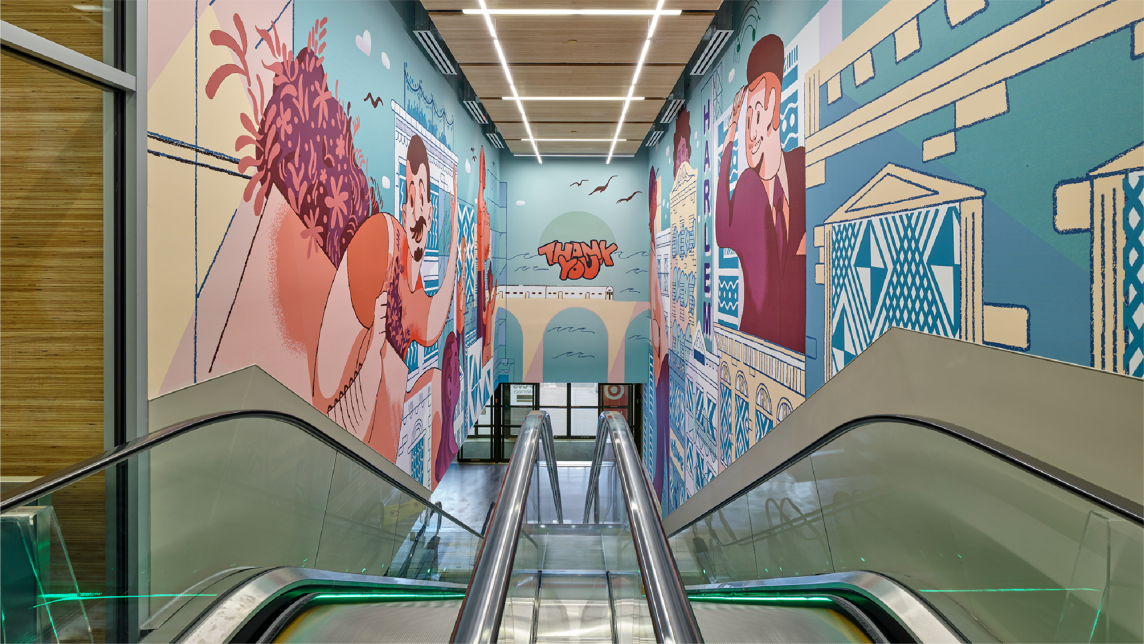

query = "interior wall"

[646,0,1144,516]
[497,154,652,386]
[146,0,501,490]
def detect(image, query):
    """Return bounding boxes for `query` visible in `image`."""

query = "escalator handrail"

[451,410,562,643]
[667,413,1143,538]
[587,411,704,644]
[0,409,482,537]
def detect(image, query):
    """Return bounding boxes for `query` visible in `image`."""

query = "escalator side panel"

[271,600,463,643]
[689,603,872,644]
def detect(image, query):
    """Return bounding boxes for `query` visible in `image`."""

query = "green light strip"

[918,588,1100,593]
[314,592,466,601]
[33,593,216,609]
[689,594,833,604]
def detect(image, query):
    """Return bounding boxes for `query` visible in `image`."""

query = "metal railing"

[451,411,563,643]
[584,412,703,644]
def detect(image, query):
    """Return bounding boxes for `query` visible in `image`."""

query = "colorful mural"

[147,1,503,490]
[498,156,652,386]
[645,0,1142,517]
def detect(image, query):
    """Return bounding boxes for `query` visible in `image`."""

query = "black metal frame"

[459,383,641,463]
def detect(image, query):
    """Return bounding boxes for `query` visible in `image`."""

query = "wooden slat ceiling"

[496,122,655,140]
[428,0,722,158]
[461,64,683,100]
[507,139,644,156]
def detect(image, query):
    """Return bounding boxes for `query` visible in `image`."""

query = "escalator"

[2,392,1140,641]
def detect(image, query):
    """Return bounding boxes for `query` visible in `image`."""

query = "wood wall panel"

[433,13,713,64]
[1,52,107,627]
[463,64,684,99]
[0,0,105,62]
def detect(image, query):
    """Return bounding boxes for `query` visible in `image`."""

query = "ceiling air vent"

[463,83,488,124]
[484,124,505,149]
[690,4,733,77]
[414,5,457,76]
[646,124,665,148]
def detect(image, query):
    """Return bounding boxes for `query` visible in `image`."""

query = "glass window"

[541,407,567,436]
[571,408,600,436]
[539,383,567,406]
[509,407,533,433]
[510,384,535,406]
[2,0,118,67]
[570,383,598,406]
[477,404,492,425]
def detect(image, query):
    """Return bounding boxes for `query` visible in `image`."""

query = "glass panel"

[148,417,336,602]
[746,457,831,581]
[510,384,535,406]
[478,404,492,425]
[1,54,109,638]
[674,419,1144,643]
[601,384,629,407]
[535,575,612,642]
[539,383,568,407]
[688,493,759,583]
[509,408,533,433]
[570,383,598,406]
[1,1,115,66]
[0,415,483,642]
[314,454,402,578]
[460,437,491,461]
[541,408,567,436]
[571,408,601,437]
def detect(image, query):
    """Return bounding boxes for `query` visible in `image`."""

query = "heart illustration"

[356,30,371,56]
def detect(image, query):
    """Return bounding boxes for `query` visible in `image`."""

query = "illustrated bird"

[616,190,642,204]
[589,175,618,195]
[570,179,589,187]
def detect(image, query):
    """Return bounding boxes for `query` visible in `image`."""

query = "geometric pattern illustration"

[1126,171,1144,377]
[754,409,774,443]
[831,204,961,375]
[718,383,734,468]
[734,394,751,460]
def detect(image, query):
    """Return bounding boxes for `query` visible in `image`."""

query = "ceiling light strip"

[463,9,681,16]
[480,0,541,164]
[504,97,644,101]
[609,0,664,164]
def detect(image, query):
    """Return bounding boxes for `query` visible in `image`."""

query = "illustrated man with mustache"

[716,35,806,353]
[313,134,460,464]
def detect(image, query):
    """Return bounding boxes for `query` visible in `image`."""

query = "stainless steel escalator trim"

[177,566,466,643]
[688,571,965,643]
[665,414,1143,536]
[452,411,563,643]
[0,410,482,536]
[586,411,705,644]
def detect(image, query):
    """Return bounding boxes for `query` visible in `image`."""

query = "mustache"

[409,215,428,243]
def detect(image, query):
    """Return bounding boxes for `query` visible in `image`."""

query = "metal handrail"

[585,412,704,644]
[451,411,563,643]
[0,410,482,537]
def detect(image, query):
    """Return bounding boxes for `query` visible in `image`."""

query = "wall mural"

[498,156,652,386]
[148,1,503,490]
[646,0,1142,517]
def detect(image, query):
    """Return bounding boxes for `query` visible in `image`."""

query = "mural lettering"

[537,240,618,280]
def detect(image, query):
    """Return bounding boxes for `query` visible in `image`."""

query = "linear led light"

[503,97,644,101]
[479,0,541,164]
[523,138,626,142]
[463,9,682,16]
[609,0,665,164]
